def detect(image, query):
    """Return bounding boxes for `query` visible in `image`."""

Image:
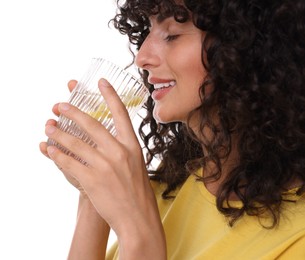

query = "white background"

[0,0,134,259]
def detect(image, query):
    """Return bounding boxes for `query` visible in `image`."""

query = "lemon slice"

[123,95,144,107]
[88,95,144,120]
[88,103,112,120]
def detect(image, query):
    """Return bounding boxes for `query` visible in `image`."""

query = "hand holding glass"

[48,58,148,163]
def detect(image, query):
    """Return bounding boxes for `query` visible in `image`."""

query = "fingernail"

[47,146,56,155]
[59,102,71,111]
[45,125,56,135]
[99,78,110,87]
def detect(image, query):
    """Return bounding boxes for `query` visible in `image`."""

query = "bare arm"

[43,79,167,259]
[68,195,110,260]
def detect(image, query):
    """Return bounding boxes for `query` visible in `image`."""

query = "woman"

[40,0,305,259]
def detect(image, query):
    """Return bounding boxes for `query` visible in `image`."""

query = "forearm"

[68,195,110,260]
[118,232,167,260]
[117,210,167,260]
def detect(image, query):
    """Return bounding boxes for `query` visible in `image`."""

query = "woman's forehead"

[147,1,189,24]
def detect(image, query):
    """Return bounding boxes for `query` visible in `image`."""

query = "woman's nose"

[135,35,161,70]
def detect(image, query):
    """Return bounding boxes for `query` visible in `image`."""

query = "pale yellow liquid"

[88,95,144,120]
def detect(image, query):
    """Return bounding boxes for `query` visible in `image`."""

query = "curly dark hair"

[112,0,305,227]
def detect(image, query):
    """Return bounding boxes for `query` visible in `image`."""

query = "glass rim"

[91,57,144,85]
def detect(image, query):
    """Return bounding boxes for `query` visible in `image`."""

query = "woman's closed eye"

[165,34,180,42]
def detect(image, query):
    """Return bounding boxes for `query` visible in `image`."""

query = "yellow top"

[106,169,305,259]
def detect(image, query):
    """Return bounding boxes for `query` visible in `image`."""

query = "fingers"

[43,78,142,170]
[46,144,92,185]
[39,119,58,158]
[46,118,57,126]
[98,79,138,142]
[52,103,60,116]
[57,102,118,149]
[52,80,78,116]
[39,142,50,158]
[44,123,104,167]
[52,78,137,144]
[68,80,78,93]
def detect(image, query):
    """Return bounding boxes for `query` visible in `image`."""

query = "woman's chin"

[153,111,172,124]
[153,111,180,125]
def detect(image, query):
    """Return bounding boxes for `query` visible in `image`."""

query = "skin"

[39,16,208,260]
[40,81,111,260]
[136,17,206,125]
[40,79,166,259]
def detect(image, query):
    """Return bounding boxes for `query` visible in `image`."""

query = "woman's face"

[135,15,206,124]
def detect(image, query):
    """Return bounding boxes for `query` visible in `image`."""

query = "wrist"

[68,194,110,260]
[77,194,98,217]
[117,219,166,260]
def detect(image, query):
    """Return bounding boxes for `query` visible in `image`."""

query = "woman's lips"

[151,81,176,101]
[153,80,176,90]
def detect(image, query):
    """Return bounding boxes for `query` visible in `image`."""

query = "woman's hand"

[39,80,89,197]
[43,79,166,259]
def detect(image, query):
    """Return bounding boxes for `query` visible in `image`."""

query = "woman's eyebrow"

[148,15,171,28]
[156,14,173,24]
